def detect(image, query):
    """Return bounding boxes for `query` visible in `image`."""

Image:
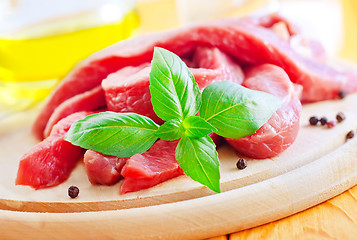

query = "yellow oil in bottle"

[339,0,357,62]
[0,9,139,112]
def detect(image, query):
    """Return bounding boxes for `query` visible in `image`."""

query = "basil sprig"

[65,47,282,193]
[149,47,201,121]
[65,112,159,158]
[200,81,282,138]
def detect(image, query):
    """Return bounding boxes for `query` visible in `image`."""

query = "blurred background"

[0,0,356,114]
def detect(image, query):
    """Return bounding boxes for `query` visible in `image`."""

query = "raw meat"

[44,86,106,137]
[120,140,183,194]
[102,47,244,123]
[257,14,326,61]
[226,64,302,159]
[21,14,357,193]
[15,136,84,189]
[85,133,221,193]
[16,112,91,189]
[32,14,357,139]
[83,150,128,185]
[102,65,157,122]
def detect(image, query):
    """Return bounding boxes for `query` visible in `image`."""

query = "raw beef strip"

[102,47,244,123]
[83,150,128,185]
[16,112,91,189]
[259,15,326,61]
[49,111,93,136]
[43,86,106,138]
[190,47,245,87]
[87,15,356,103]
[32,55,148,140]
[85,132,221,193]
[33,14,357,139]
[120,140,183,194]
[226,64,302,159]
[15,136,84,189]
[102,65,157,122]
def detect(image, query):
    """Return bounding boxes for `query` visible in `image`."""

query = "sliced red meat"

[32,55,147,140]
[82,132,221,193]
[261,17,326,62]
[102,47,244,123]
[190,47,245,87]
[120,140,183,194]
[83,150,128,185]
[226,64,302,159]
[120,132,221,194]
[86,17,355,101]
[16,112,91,189]
[49,111,93,136]
[15,136,84,189]
[102,65,158,122]
[32,14,357,139]
[44,86,106,138]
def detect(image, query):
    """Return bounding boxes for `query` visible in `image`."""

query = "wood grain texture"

[230,185,357,240]
[207,236,229,240]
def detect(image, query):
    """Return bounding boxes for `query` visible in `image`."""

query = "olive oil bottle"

[339,0,357,62]
[0,0,139,112]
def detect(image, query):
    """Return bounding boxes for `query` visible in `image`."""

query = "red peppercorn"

[326,121,336,128]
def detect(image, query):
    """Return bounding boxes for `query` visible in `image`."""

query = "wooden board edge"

[1,135,356,240]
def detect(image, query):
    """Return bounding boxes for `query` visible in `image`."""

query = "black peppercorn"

[319,117,328,126]
[68,186,79,198]
[346,130,355,140]
[336,112,346,123]
[338,90,347,99]
[236,158,247,170]
[309,116,319,126]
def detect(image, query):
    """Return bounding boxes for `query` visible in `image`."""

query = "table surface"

[136,0,357,239]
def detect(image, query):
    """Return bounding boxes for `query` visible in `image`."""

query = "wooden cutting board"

[1,66,357,239]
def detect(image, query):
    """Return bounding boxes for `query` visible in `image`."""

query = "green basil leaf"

[200,81,282,139]
[149,47,201,121]
[65,112,159,158]
[175,135,220,193]
[155,119,184,141]
[182,116,217,138]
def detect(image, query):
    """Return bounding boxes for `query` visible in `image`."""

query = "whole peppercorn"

[338,90,347,99]
[346,130,355,140]
[336,112,346,123]
[236,158,247,170]
[319,117,328,126]
[326,121,336,128]
[68,186,79,198]
[309,116,319,126]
